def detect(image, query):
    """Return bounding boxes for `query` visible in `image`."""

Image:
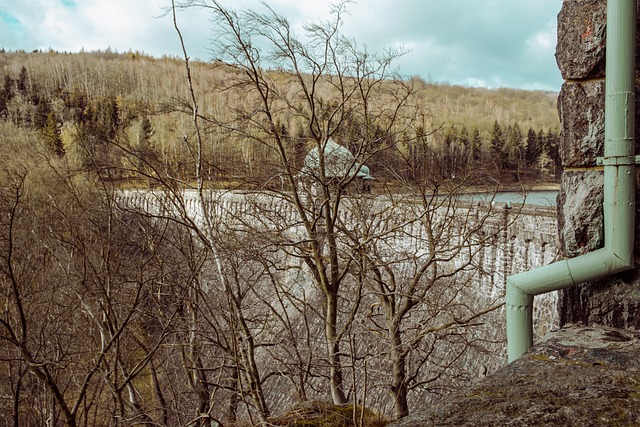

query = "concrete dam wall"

[116,188,560,414]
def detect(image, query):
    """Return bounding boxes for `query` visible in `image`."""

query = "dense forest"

[0,49,560,188]
[0,5,562,424]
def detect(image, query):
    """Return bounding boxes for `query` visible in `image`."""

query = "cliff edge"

[390,325,640,426]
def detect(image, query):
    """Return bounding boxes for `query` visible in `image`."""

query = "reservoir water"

[459,190,558,207]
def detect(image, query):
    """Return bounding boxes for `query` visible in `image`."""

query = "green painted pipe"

[506,0,637,362]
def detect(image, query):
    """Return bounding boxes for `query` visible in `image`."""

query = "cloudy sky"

[0,0,563,91]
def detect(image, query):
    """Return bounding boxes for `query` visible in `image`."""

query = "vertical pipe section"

[604,0,636,267]
[506,0,636,362]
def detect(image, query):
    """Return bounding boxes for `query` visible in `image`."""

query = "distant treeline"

[0,50,560,186]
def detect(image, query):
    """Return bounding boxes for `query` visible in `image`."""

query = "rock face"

[557,0,640,328]
[389,326,640,427]
[557,171,603,257]
[557,80,605,167]
[555,0,606,80]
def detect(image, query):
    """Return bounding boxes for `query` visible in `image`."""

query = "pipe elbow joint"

[610,247,635,271]
[506,278,534,363]
[505,278,533,310]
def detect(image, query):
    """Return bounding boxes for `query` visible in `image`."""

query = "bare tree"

[339,174,505,419]
[99,1,513,422]
[0,5,521,423]
[170,0,420,406]
[0,134,186,426]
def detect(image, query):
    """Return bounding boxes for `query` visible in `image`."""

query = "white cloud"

[525,18,557,56]
[0,0,564,90]
[34,0,165,52]
[465,77,490,88]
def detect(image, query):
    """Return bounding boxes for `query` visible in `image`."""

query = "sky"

[0,0,563,91]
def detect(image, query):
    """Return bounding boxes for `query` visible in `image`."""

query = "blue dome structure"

[300,138,373,181]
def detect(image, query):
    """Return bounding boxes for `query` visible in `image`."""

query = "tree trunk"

[326,293,347,405]
[227,367,239,424]
[389,323,409,419]
[11,366,24,427]
[149,361,168,426]
[237,324,270,421]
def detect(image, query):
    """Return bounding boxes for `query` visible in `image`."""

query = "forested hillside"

[0,49,560,187]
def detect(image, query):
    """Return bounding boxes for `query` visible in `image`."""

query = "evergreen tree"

[76,96,122,178]
[33,97,52,130]
[537,128,547,173]
[525,127,542,168]
[505,122,524,173]
[135,115,158,174]
[459,125,470,170]
[293,126,307,170]
[490,120,505,170]
[459,125,470,150]
[138,115,154,146]
[408,125,428,182]
[470,127,482,165]
[0,91,6,119]
[2,75,14,102]
[442,125,457,178]
[17,66,29,97]
[64,92,88,124]
[42,111,65,157]
[544,129,561,178]
[90,96,119,140]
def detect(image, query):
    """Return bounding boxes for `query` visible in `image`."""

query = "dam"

[115,188,560,415]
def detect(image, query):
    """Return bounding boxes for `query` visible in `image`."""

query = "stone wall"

[117,189,561,338]
[117,190,561,413]
[504,207,561,336]
[557,0,640,329]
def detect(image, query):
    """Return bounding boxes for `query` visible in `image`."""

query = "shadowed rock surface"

[389,325,640,426]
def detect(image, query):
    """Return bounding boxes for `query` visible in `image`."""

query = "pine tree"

[65,92,88,124]
[138,115,154,145]
[470,127,482,165]
[409,125,428,182]
[0,92,6,119]
[91,96,119,140]
[76,96,121,178]
[293,126,307,170]
[458,125,470,171]
[505,122,523,173]
[17,66,29,97]
[135,116,157,175]
[2,74,14,102]
[34,97,52,130]
[42,111,65,157]
[544,129,561,178]
[525,127,541,168]
[490,120,505,170]
[459,125,470,150]
[441,125,458,178]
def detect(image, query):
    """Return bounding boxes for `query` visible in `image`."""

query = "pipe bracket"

[596,155,640,166]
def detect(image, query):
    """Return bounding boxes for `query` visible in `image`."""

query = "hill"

[0,49,561,186]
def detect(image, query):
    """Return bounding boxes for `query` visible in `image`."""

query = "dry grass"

[267,401,389,427]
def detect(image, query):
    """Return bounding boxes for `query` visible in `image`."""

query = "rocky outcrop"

[555,0,606,80]
[557,80,605,167]
[557,171,603,257]
[389,325,640,427]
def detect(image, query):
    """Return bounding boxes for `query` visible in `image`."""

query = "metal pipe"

[506,0,636,362]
